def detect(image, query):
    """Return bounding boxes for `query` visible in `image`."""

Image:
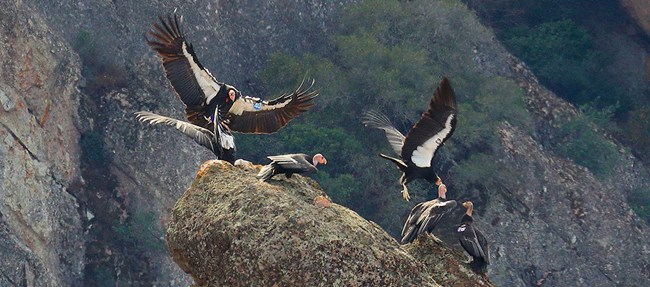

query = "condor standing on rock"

[136,12,317,162]
[457,201,490,274]
[363,77,457,201]
[400,184,457,244]
[257,154,327,182]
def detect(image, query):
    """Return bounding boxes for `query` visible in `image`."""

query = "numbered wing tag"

[457,225,467,232]
[253,102,262,111]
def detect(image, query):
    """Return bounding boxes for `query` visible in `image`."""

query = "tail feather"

[379,153,407,171]
[400,202,426,244]
[470,258,488,274]
[400,226,418,244]
[256,163,276,182]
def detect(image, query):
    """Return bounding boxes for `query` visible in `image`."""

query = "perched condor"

[363,77,457,201]
[400,184,457,244]
[137,12,317,161]
[135,110,236,163]
[457,201,490,274]
[256,154,327,182]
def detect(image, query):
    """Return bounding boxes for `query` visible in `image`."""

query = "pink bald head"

[313,154,327,166]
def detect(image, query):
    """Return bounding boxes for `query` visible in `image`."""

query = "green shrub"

[629,188,650,224]
[555,108,620,177]
[253,0,533,236]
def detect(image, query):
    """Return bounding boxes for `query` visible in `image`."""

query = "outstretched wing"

[135,111,215,151]
[362,110,405,155]
[401,77,457,168]
[146,12,222,126]
[225,80,318,134]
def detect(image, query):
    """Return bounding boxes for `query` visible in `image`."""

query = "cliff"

[484,123,650,286]
[0,0,647,286]
[0,0,85,286]
[166,160,495,287]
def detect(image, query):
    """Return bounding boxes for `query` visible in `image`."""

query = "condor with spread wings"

[145,12,317,134]
[363,77,457,201]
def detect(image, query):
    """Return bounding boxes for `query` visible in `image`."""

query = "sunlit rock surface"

[167,160,496,286]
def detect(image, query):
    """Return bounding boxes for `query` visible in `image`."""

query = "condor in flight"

[137,12,317,161]
[363,77,457,201]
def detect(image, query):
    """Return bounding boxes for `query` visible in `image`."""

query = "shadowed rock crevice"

[167,160,495,287]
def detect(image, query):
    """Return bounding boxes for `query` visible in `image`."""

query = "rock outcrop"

[619,0,650,37]
[167,160,495,287]
[482,123,650,286]
[22,1,355,284]
[0,0,84,286]
[0,0,646,286]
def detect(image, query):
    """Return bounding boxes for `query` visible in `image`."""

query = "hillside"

[0,0,648,286]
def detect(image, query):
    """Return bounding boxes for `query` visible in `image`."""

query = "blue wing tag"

[253,102,262,110]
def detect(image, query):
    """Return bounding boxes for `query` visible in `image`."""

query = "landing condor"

[363,77,457,201]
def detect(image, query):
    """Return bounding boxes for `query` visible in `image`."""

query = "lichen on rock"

[167,160,495,286]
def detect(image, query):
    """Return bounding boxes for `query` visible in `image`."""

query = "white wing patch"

[228,96,292,116]
[411,114,455,168]
[181,42,221,104]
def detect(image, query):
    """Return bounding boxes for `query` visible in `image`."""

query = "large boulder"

[166,160,495,286]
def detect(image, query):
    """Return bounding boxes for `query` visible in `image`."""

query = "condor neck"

[437,188,446,199]
[465,207,473,217]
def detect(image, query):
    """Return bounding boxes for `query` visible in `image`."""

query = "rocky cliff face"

[0,0,84,286]
[0,0,648,286]
[19,0,353,285]
[483,123,650,286]
[167,160,495,287]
